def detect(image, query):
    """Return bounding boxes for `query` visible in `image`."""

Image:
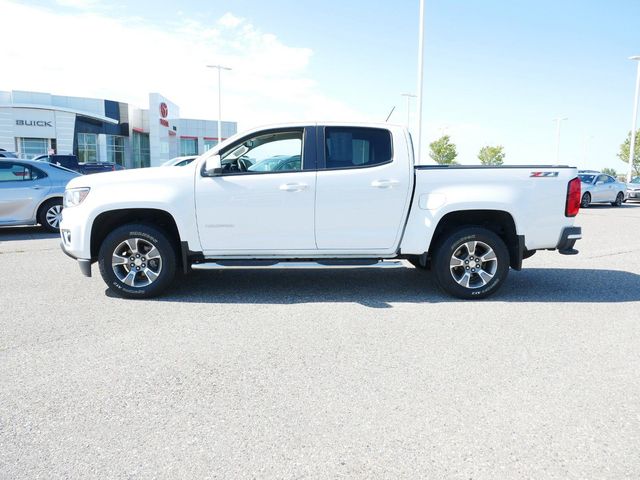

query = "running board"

[191,259,406,270]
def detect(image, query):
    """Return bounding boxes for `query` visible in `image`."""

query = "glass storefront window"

[17,138,49,159]
[107,135,125,166]
[77,133,98,163]
[132,131,150,168]
[180,138,198,156]
[203,139,218,152]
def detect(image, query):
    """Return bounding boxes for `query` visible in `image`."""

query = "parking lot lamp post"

[206,64,232,146]
[627,56,640,183]
[401,93,417,130]
[553,116,568,163]
[416,0,425,164]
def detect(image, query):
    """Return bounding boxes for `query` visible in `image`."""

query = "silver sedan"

[578,172,627,208]
[0,159,80,232]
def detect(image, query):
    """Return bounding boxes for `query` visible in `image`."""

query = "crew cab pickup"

[34,154,122,175]
[60,123,582,299]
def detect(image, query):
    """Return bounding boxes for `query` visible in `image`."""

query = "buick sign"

[16,120,53,127]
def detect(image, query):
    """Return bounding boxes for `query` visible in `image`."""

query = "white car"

[626,176,640,201]
[60,122,582,300]
[578,171,627,207]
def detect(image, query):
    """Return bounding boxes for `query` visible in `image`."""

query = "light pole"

[553,116,568,163]
[626,56,640,182]
[400,93,417,129]
[416,0,425,164]
[206,64,232,146]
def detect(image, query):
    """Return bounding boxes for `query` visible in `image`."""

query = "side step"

[191,259,406,270]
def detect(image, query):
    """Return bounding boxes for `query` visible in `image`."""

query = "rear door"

[314,126,412,251]
[0,162,51,223]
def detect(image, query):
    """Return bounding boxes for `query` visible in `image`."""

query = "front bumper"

[60,242,92,277]
[627,190,640,200]
[556,226,582,255]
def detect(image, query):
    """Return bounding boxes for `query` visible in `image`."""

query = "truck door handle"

[279,183,308,192]
[371,179,399,189]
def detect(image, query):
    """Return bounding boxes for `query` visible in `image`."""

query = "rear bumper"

[60,242,92,277]
[556,226,582,255]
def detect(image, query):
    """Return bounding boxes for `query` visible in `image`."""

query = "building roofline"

[0,103,119,125]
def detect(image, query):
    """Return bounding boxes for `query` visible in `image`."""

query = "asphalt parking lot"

[1,204,639,479]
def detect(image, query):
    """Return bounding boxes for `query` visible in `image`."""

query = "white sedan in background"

[626,177,640,202]
[578,172,627,207]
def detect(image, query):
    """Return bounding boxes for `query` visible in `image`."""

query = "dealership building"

[0,90,237,168]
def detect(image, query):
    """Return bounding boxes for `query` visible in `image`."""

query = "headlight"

[63,187,90,207]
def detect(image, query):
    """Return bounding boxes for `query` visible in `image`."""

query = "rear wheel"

[612,192,624,207]
[581,192,591,208]
[432,227,509,300]
[38,198,63,232]
[98,223,176,298]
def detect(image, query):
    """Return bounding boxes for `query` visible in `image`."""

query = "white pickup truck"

[60,123,582,299]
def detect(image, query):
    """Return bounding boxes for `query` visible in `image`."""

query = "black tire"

[432,227,510,300]
[98,223,176,299]
[581,192,591,208]
[37,198,63,233]
[612,192,624,207]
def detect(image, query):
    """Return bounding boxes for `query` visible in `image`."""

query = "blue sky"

[2,0,639,172]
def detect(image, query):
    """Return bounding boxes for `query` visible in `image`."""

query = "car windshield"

[631,177,640,184]
[579,174,595,183]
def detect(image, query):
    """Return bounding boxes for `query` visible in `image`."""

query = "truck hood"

[66,165,195,190]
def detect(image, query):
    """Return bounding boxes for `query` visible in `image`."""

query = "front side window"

[324,127,392,169]
[107,135,125,166]
[77,133,98,163]
[220,130,303,173]
[0,163,34,182]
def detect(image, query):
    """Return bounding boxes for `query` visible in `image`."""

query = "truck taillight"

[565,177,581,217]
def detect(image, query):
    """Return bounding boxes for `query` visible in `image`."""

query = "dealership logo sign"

[16,120,53,127]
[159,102,168,118]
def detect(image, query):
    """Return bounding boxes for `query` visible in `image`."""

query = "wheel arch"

[90,208,182,267]
[428,209,522,270]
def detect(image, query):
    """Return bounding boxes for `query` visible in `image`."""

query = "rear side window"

[0,163,32,182]
[324,127,392,169]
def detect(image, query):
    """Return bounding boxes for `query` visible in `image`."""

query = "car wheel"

[581,192,591,208]
[38,198,63,233]
[432,227,510,300]
[612,192,624,207]
[98,223,176,299]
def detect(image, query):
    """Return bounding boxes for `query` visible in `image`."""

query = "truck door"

[195,127,318,253]
[314,126,412,251]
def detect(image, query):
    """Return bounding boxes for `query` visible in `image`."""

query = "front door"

[195,127,317,253]
[314,126,412,251]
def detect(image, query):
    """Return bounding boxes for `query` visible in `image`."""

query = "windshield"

[579,174,595,183]
[631,177,640,184]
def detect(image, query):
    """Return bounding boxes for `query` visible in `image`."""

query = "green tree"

[429,135,458,165]
[601,167,617,177]
[478,145,505,165]
[617,129,640,175]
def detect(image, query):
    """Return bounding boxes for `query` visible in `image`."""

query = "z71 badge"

[530,171,559,177]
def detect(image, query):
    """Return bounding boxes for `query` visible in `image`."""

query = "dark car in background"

[34,154,124,175]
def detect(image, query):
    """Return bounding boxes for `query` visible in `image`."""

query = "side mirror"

[204,154,223,176]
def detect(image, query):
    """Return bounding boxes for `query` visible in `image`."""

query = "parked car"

[161,156,198,167]
[34,154,123,175]
[626,176,640,202]
[60,123,582,300]
[0,159,80,232]
[578,171,627,207]
[0,150,18,158]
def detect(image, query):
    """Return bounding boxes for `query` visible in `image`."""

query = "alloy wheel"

[449,240,498,289]
[111,237,163,288]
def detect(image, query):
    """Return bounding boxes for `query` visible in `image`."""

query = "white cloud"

[0,0,366,131]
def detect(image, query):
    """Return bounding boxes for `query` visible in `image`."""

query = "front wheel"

[98,224,176,299]
[581,192,591,208]
[432,227,510,300]
[612,192,624,207]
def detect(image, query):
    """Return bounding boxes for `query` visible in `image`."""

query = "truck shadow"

[152,267,640,307]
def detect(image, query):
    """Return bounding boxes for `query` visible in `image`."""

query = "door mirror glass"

[204,154,222,176]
